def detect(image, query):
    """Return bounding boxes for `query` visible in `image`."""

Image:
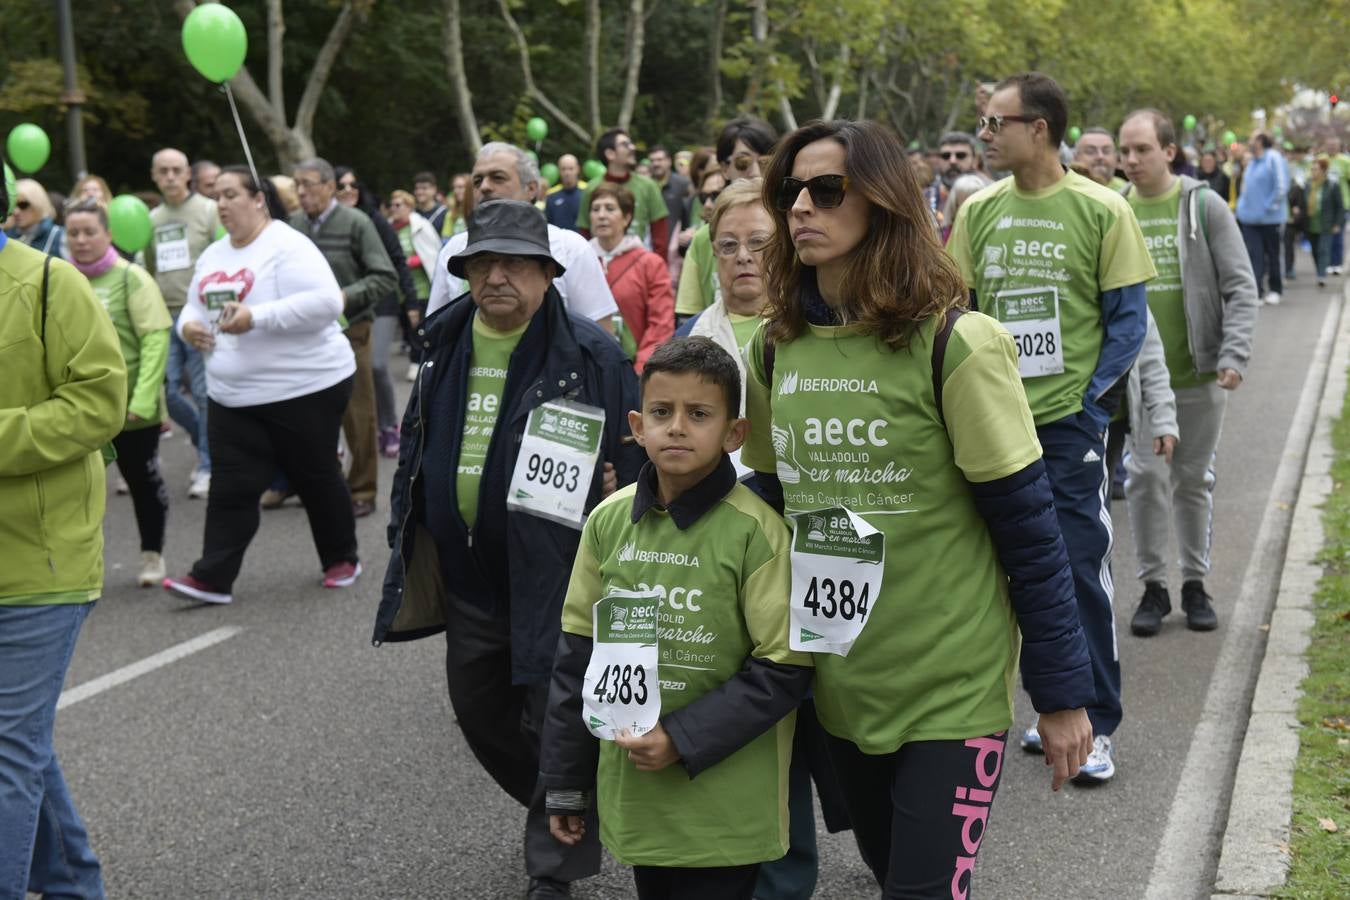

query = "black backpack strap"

[763,338,776,387]
[932,306,964,424]
[40,253,52,344]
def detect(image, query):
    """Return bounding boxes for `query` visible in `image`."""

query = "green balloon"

[1223,130,1238,145]
[182,3,248,83]
[540,163,560,186]
[525,150,539,164]
[1284,140,1294,150]
[907,139,922,150]
[526,117,549,143]
[1067,126,1082,143]
[582,159,606,181]
[1182,114,1197,131]
[4,163,16,211]
[7,123,51,174]
[108,194,153,253]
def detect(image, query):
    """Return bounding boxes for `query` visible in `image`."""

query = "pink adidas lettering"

[949,732,1005,900]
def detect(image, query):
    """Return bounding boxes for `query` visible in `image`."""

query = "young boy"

[539,337,811,900]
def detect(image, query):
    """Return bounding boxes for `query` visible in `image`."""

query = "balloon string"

[223,82,260,188]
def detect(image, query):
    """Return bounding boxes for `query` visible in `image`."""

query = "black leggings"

[191,377,358,591]
[113,426,168,553]
[825,731,1007,900]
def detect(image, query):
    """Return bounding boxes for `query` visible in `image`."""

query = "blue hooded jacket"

[1235,150,1289,226]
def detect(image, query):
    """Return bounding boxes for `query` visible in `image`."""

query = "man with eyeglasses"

[948,71,1155,785]
[427,143,617,334]
[289,157,397,519]
[575,129,670,255]
[375,199,642,900]
[1075,128,1128,191]
[937,132,985,189]
[146,147,223,500]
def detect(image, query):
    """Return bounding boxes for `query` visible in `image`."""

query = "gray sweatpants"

[1125,380,1227,584]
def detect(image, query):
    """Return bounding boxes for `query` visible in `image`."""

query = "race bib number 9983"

[507,400,605,529]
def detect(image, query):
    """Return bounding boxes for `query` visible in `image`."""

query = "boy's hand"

[549,815,586,845]
[1036,708,1093,791]
[614,723,680,771]
[601,462,617,497]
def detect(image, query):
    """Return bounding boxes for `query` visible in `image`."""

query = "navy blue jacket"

[372,287,644,683]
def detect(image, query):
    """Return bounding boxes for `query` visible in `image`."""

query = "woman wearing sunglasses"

[741,120,1094,898]
[5,179,65,258]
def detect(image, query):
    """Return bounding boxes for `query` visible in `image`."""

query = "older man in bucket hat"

[374,199,643,899]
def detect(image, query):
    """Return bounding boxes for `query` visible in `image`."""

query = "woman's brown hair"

[759,119,966,349]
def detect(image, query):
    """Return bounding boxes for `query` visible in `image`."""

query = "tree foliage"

[0,0,1340,197]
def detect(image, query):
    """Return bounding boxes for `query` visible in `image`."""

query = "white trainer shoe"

[1264,291,1282,306]
[1074,735,1116,783]
[188,470,211,499]
[1020,719,1043,753]
[138,551,166,587]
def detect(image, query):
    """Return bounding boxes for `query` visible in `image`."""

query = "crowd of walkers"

[7,66,1345,899]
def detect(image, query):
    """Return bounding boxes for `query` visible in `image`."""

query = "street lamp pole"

[56,0,87,180]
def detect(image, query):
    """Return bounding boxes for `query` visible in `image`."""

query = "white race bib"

[154,223,191,273]
[788,507,885,657]
[582,588,662,740]
[506,400,605,529]
[996,286,1065,378]
[203,287,239,352]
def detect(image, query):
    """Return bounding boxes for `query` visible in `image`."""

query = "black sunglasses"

[698,189,722,205]
[775,174,849,211]
[15,200,32,210]
[941,151,970,160]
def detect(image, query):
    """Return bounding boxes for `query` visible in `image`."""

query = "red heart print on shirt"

[198,268,255,305]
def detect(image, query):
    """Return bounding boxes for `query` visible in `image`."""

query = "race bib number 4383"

[995,286,1065,378]
[582,588,662,740]
[507,400,605,529]
[789,508,885,657]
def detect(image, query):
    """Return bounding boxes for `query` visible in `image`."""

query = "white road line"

[57,626,244,711]
[1144,295,1344,900]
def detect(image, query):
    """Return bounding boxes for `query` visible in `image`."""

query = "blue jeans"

[1240,223,1283,296]
[166,310,210,472]
[1331,212,1346,268]
[0,603,104,900]
[1312,231,1333,278]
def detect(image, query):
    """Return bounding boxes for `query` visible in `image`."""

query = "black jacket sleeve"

[539,631,599,807]
[661,657,813,779]
[967,458,1096,713]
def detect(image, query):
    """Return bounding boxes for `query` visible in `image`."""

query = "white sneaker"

[405,362,419,382]
[138,551,166,587]
[1020,719,1043,753]
[114,474,129,495]
[1073,735,1115,784]
[188,470,211,499]
[1264,291,1281,306]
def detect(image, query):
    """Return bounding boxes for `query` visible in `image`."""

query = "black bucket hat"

[447,199,565,278]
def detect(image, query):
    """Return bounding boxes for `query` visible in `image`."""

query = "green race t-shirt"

[457,314,527,527]
[90,260,173,426]
[399,224,431,302]
[728,311,761,351]
[1129,180,1213,390]
[576,173,669,242]
[562,479,809,867]
[675,226,718,316]
[947,170,1157,425]
[741,313,1041,754]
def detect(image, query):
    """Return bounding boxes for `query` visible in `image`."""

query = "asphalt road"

[61,262,1337,899]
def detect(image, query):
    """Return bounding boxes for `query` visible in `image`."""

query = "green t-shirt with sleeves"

[147,193,223,311]
[575,173,669,242]
[561,477,809,867]
[456,314,527,527]
[1129,179,1213,390]
[947,169,1157,426]
[728,311,761,351]
[675,226,718,316]
[741,312,1039,754]
[90,259,173,427]
[398,224,431,302]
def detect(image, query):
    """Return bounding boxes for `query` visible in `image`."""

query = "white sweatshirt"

[178,220,356,407]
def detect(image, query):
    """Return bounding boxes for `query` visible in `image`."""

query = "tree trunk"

[496,0,593,145]
[704,0,727,130]
[616,0,645,131]
[442,0,482,157]
[821,44,848,120]
[267,0,285,122]
[584,0,602,137]
[743,0,769,108]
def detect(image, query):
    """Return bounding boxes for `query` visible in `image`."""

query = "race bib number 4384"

[995,286,1065,378]
[789,508,885,657]
[582,588,662,740]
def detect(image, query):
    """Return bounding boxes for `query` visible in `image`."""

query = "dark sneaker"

[1181,580,1218,631]
[1130,581,1171,636]
[526,877,571,899]
[163,574,232,605]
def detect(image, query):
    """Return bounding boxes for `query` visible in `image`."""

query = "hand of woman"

[218,301,254,335]
[182,319,215,352]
